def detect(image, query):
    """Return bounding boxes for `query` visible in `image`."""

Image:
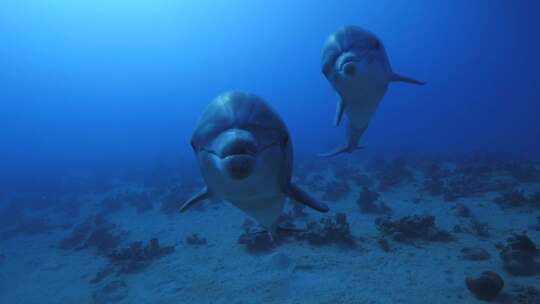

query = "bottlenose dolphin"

[319,26,424,157]
[181,92,329,232]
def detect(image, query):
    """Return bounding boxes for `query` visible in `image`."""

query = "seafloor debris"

[87,238,174,283]
[498,233,539,276]
[415,154,524,202]
[461,247,491,261]
[356,186,391,214]
[370,158,414,192]
[442,175,493,202]
[58,214,127,255]
[375,215,453,243]
[296,213,355,247]
[494,188,528,208]
[378,238,391,252]
[505,160,540,182]
[238,228,276,253]
[469,218,491,238]
[238,213,355,252]
[421,177,446,196]
[465,271,504,301]
[58,218,93,250]
[107,238,175,274]
[453,218,490,239]
[511,285,540,304]
[185,233,207,246]
[454,203,471,218]
[83,216,126,255]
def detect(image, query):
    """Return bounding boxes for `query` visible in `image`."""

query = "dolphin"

[319,26,424,157]
[180,91,329,232]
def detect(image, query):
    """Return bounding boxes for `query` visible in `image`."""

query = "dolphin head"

[191,92,290,195]
[321,26,392,89]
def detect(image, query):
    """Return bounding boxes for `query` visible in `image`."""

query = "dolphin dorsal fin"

[334,96,346,126]
[180,186,210,212]
[391,73,425,85]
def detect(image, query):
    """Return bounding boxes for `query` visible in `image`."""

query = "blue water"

[1,1,539,303]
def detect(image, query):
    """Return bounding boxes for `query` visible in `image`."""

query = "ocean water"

[1,1,539,303]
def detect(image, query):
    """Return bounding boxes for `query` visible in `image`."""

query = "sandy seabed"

[1,157,539,304]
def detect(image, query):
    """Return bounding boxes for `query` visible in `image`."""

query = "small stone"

[465,271,504,301]
[461,247,491,261]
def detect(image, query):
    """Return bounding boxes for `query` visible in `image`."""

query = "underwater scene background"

[1,1,539,303]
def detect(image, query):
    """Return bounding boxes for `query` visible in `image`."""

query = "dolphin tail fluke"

[318,124,366,157]
[180,186,210,213]
[391,73,425,85]
[317,145,363,157]
[286,183,329,213]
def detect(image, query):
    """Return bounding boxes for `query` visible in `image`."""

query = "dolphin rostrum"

[181,91,329,232]
[319,26,424,157]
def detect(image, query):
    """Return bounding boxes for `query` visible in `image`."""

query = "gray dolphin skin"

[319,26,425,157]
[180,91,329,232]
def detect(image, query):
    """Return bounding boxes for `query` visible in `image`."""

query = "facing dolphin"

[319,26,424,157]
[180,91,329,232]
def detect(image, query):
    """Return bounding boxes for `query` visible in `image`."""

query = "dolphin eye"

[372,40,380,49]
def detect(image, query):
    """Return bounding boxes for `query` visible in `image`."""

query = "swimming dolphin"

[319,26,424,157]
[180,91,329,232]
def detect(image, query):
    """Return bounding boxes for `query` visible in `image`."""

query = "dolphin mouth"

[338,55,360,71]
[221,140,258,158]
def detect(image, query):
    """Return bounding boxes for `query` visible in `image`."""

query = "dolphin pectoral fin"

[180,186,210,213]
[286,183,329,213]
[334,97,346,126]
[391,73,425,85]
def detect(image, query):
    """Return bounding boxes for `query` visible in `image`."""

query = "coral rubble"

[375,215,453,243]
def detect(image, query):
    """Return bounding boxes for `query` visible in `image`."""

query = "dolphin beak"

[221,139,257,158]
[217,129,258,180]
